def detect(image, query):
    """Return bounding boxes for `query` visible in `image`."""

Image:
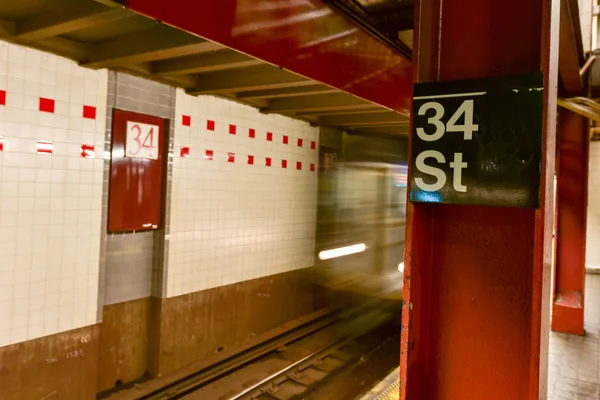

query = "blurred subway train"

[314,130,407,305]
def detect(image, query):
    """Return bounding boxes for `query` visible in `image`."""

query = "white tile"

[0,41,106,345]
[167,90,317,297]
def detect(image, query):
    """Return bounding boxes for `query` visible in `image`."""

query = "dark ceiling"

[324,0,414,58]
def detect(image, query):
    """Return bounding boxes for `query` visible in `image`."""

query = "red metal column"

[400,0,559,399]
[552,109,589,335]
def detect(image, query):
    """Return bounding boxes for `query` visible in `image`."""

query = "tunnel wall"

[0,41,107,399]
[168,90,318,296]
[0,40,322,398]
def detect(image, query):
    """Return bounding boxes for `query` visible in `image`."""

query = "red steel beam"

[552,109,588,335]
[559,0,584,95]
[123,0,413,115]
[401,0,558,398]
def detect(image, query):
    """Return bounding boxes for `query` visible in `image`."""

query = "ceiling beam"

[116,64,196,88]
[82,25,221,68]
[14,3,132,42]
[559,0,584,95]
[265,93,374,113]
[237,85,337,100]
[297,107,386,117]
[188,65,312,94]
[318,111,408,126]
[151,50,261,76]
[0,18,88,61]
[350,125,410,135]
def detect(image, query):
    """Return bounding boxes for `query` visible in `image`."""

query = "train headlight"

[318,243,367,260]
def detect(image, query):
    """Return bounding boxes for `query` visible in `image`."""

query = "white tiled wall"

[587,142,600,267]
[168,90,319,297]
[0,41,107,346]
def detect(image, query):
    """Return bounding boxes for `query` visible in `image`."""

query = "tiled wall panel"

[0,41,107,346]
[587,142,600,266]
[169,90,318,297]
[99,72,175,307]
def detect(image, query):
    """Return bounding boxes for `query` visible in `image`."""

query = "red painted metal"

[559,0,584,95]
[108,109,166,233]
[124,0,413,114]
[400,0,558,399]
[552,109,588,335]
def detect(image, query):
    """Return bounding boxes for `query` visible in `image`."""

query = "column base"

[552,290,585,335]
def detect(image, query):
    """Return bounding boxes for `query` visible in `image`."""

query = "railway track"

[108,300,400,400]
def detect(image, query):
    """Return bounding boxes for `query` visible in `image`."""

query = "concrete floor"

[548,273,600,400]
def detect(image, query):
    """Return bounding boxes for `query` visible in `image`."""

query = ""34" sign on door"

[126,121,159,160]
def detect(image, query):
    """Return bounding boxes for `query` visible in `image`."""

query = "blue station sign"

[409,73,544,208]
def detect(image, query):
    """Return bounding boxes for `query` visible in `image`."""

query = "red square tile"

[283,135,289,144]
[39,97,55,113]
[266,157,272,167]
[229,124,236,135]
[249,128,255,138]
[310,163,315,172]
[248,155,254,165]
[0,90,6,106]
[182,115,191,126]
[207,120,215,131]
[205,150,214,160]
[180,146,190,158]
[311,141,316,150]
[83,105,96,119]
[37,140,53,155]
[0,136,4,152]
[80,144,94,158]
[282,160,287,169]
[296,161,302,170]
[267,132,273,141]
[227,152,235,163]
[297,138,303,147]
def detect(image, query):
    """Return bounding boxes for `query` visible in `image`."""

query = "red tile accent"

[180,146,190,158]
[249,128,256,138]
[182,115,191,126]
[80,144,95,158]
[266,157,272,167]
[229,124,236,135]
[310,163,315,172]
[297,138,303,147]
[83,105,96,119]
[296,161,302,170]
[267,132,273,141]
[207,120,215,131]
[282,159,287,169]
[37,140,53,155]
[0,90,6,106]
[248,155,254,165]
[0,136,4,151]
[39,98,55,113]
[227,152,235,163]
[311,141,316,150]
[283,135,289,144]
[205,150,214,160]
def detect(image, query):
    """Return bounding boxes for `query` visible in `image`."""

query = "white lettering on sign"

[413,98,479,193]
[126,121,159,160]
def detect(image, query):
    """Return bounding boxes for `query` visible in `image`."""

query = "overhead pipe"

[579,55,597,76]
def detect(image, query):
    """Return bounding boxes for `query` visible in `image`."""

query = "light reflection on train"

[315,157,407,303]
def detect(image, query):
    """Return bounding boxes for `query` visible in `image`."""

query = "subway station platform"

[359,274,600,400]
[548,274,600,399]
